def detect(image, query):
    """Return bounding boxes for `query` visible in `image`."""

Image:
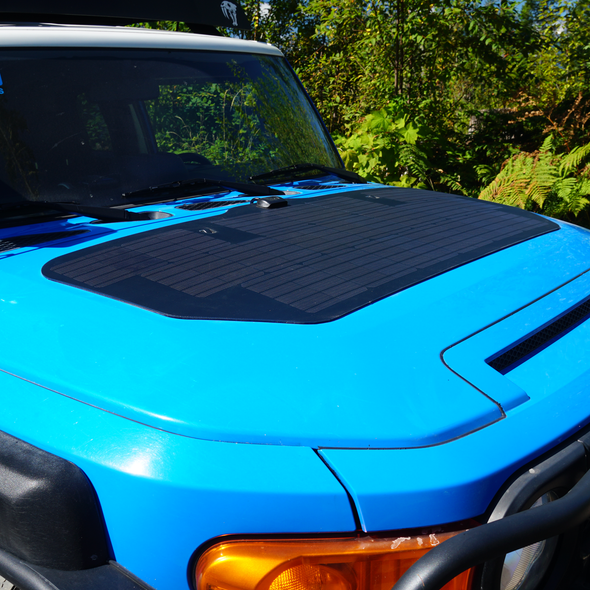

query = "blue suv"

[0,3,588,590]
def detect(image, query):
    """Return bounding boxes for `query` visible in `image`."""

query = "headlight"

[500,494,559,590]
[194,532,475,590]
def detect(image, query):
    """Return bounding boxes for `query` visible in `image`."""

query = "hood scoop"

[42,188,558,324]
[488,295,590,374]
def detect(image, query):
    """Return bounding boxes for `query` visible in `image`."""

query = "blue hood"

[0,190,588,448]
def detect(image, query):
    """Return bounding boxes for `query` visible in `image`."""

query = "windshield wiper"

[250,163,367,184]
[122,177,285,201]
[0,201,150,223]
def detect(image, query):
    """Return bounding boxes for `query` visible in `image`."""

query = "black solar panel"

[42,188,559,323]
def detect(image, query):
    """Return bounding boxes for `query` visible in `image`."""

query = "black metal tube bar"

[392,467,590,590]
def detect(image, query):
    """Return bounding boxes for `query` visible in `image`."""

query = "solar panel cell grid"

[43,188,559,323]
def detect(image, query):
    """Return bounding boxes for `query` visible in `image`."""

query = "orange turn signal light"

[195,532,473,590]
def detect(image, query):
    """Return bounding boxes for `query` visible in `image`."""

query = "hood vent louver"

[488,296,590,374]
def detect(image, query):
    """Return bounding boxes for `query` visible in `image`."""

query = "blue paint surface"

[0,369,356,590]
[1,193,587,449]
[320,382,590,531]
[1,187,590,588]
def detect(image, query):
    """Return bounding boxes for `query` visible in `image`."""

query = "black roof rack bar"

[0,0,250,30]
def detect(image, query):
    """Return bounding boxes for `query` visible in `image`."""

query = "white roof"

[0,24,283,55]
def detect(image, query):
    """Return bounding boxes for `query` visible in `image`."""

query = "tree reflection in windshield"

[0,49,341,210]
[0,101,39,201]
[146,54,340,182]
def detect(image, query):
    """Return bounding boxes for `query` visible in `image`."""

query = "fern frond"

[479,150,557,210]
[539,135,555,154]
[560,142,590,176]
[398,143,430,181]
[439,175,464,194]
[553,177,577,200]
[576,178,590,196]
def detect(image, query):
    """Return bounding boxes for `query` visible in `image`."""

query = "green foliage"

[334,100,520,197]
[289,0,538,136]
[129,21,192,32]
[146,81,271,177]
[144,56,339,180]
[227,0,308,51]
[479,136,590,224]
[265,0,544,201]
[133,1,590,225]
[334,105,428,187]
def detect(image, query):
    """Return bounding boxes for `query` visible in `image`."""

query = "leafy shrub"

[334,106,428,187]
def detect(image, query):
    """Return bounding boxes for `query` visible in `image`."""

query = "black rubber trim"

[392,441,590,590]
[176,200,248,211]
[313,449,363,532]
[251,164,366,184]
[488,294,590,374]
[0,550,154,590]
[0,430,110,570]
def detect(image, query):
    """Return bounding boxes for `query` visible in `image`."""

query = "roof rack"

[0,0,251,32]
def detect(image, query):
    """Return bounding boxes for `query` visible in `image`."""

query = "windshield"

[0,48,341,208]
